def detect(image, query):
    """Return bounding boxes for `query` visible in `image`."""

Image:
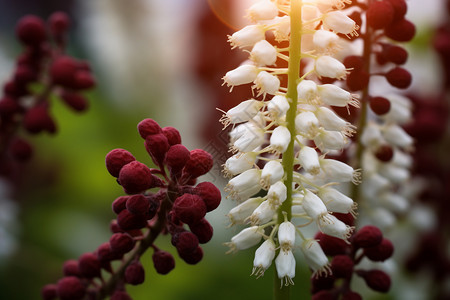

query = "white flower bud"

[323,11,358,37]
[223,152,258,178]
[318,214,353,240]
[392,150,412,168]
[370,208,396,230]
[297,80,318,103]
[267,181,287,208]
[223,65,259,89]
[301,239,331,277]
[249,200,276,225]
[267,16,290,42]
[383,94,412,125]
[316,106,356,137]
[382,124,414,150]
[252,239,276,277]
[295,111,319,136]
[278,221,296,252]
[315,56,347,79]
[232,124,266,153]
[381,192,409,213]
[247,0,279,22]
[361,122,383,148]
[316,0,352,11]
[302,5,320,29]
[226,226,264,253]
[228,25,266,49]
[275,250,296,286]
[219,99,263,128]
[379,163,410,184]
[250,40,278,66]
[253,71,280,97]
[317,84,359,108]
[298,146,320,175]
[318,186,357,216]
[302,189,328,221]
[361,173,391,198]
[320,158,361,184]
[313,30,340,52]
[261,160,284,189]
[228,197,264,225]
[268,95,289,118]
[225,169,262,201]
[269,125,291,154]
[314,129,347,152]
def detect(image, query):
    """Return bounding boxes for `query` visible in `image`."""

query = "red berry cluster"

[41,118,221,300]
[312,219,394,300]
[0,12,95,178]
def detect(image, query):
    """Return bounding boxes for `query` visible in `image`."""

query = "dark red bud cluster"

[312,225,394,298]
[44,118,221,299]
[343,55,369,92]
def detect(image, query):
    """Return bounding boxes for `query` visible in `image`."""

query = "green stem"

[275,0,302,299]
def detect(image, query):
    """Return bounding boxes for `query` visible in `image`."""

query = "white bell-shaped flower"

[225,168,262,201]
[316,106,356,137]
[320,158,361,184]
[251,40,278,66]
[378,163,410,184]
[249,200,277,225]
[295,111,319,137]
[227,197,264,225]
[323,11,358,37]
[361,122,384,148]
[297,80,318,103]
[223,151,258,178]
[252,239,276,278]
[298,146,320,175]
[382,124,414,150]
[261,160,284,189]
[268,95,290,118]
[380,192,409,213]
[223,64,259,89]
[253,71,280,97]
[219,99,263,128]
[267,181,287,208]
[318,186,357,216]
[317,84,359,108]
[275,249,296,286]
[232,124,266,153]
[313,29,340,52]
[302,189,329,221]
[315,56,347,80]
[228,25,266,49]
[314,129,347,152]
[268,16,290,42]
[278,221,296,252]
[226,226,264,253]
[392,149,412,168]
[301,239,331,277]
[382,94,412,125]
[269,125,291,154]
[247,0,279,22]
[318,214,353,240]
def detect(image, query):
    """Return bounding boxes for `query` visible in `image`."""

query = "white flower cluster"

[221,0,360,286]
[360,94,414,229]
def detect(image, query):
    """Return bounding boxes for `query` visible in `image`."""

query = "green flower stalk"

[221,0,360,296]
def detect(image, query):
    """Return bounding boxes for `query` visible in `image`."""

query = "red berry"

[174,231,199,255]
[62,260,80,277]
[385,67,412,89]
[14,65,37,84]
[353,225,383,248]
[116,209,147,230]
[112,196,129,214]
[162,126,182,145]
[343,55,364,70]
[370,96,391,115]
[357,269,391,293]
[194,181,221,212]
[16,15,46,46]
[331,255,354,278]
[152,250,175,275]
[172,194,207,225]
[23,104,56,134]
[385,18,416,42]
[109,233,135,254]
[346,70,370,91]
[0,97,22,117]
[49,12,70,38]
[125,261,145,285]
[105,149,136,178]
[78,252,101,278]
[386,0,407,21]
[137,118,161,139]
[366,0,394,30]
[118,161,154,194]
[41,284,58,300]
[57,276,85,300]
[189,218,213,244]
[311,274,335,294]
[315,232,349,256]
[60,91,89,112]
[9,138,33,162]
[342,291,362,300]
[165,144,190,176]
[145,133,170,165]
[384,44,408,65]
[374,145,394,162]
[74,70,96,89]
[96,242,117,261]
[126,194,149,215]
[312,290,334,300]
[179,245,203,265]
[50,56,79,87]
[364,238,394,261]
[111,290,132,300]
[182,149,213,180]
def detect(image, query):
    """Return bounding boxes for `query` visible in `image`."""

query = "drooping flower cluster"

[0,12,95,179]
[42,119,221,300]
[341,0,416,229]
[221,0,362,285]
